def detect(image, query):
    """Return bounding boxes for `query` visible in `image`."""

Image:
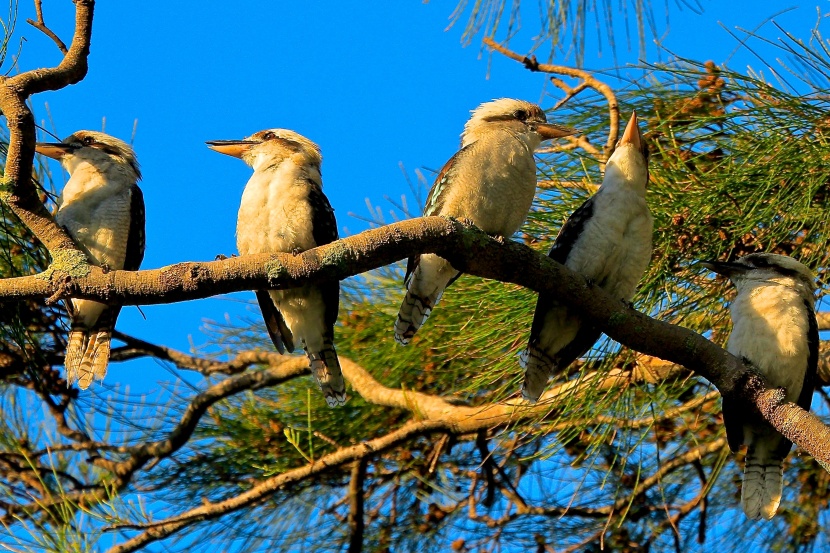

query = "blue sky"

[13,1,824,388]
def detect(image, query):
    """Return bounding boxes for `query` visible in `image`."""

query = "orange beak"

[619,111,641,149]
[205,140,258,158]
[35,142,75,160]
[535,122,577,140]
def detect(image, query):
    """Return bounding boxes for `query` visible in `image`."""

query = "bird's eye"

[514,109,529,121]
[82,136,95,145]
[262,132,276,140]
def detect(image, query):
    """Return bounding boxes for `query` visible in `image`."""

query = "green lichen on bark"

[608,311,629,328]
[320,241,348,267]
[36,248,90,280]
[265,258,289,284]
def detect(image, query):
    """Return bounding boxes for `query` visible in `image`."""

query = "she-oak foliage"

[1,5,830,553]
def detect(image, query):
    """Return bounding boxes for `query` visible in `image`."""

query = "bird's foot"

[292,247,302,256]
[100,263,111,274]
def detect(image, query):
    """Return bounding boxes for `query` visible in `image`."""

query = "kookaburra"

[520,112,652,402]
[35,131,145,389]
[393,98,576,345]
[700,253,818,520]
[207,129,346,407]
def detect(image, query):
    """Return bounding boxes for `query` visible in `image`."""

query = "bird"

[207,129,346,407]
[35,131,145,389]
[700,253,818,520]
[519,111,653,402]
[393,98,576,345]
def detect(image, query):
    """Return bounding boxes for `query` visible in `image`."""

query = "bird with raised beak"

[700,253,818,520]
[207,129,346,407]
[35,131,145,389]
[393,98,576,345]
[520,112,652,402]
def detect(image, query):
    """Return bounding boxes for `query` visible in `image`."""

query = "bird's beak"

[205,140,258,158]
[699,260,746,278]
[534,123,577,140]
[35,142,75,160]
[619,112,642,149]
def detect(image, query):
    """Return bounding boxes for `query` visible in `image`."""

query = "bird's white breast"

[727,283,811,402]
[236,162,317,255]
[56,166,134,271]
[439,132,537,237]
[566,187,653,300]
[56,163,135,326]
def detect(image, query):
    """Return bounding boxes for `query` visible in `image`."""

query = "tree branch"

[0,0,94,254]
[3,216,826,467]
[104,419,450,553]
[348,458,368,553]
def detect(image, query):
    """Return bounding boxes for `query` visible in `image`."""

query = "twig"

[483,37,620,165]
[26,0,69,54]
[104,419,450,553]
[348,459,368,553]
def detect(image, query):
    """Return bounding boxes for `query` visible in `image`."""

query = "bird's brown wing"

[255,290,294,354]
[404,145,472,287]
[124,184,146,271]
[307,182,341,340]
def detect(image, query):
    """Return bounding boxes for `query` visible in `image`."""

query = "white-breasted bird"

[394,98,576,345]
[520,112,653,402]
[207,129,346,407]
[35,131,145,389]
[700,253,818,520]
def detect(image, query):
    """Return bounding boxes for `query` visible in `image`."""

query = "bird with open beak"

[393,98,577,345]
[207,129,346,407]
[700,253,818,520]
[35,131,145,389]
[520,112,653,402]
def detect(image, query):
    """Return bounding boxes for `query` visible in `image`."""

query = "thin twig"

[26,0,69,54]
[483,37,619,166]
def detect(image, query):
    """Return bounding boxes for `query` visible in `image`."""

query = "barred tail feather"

[64,328,87,387]
[742,459,784,520]
[308,344,347,408]
[76,330,113,389]
[394,291,439,345]
[519,346,554,403]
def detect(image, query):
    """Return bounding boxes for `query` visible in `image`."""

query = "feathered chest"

[439,136,537,236]
[564,187,653,294]
[727,285,812,397]
[55,172,135,268]
[236,167,317,255]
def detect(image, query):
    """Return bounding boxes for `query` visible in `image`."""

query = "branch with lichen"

[1,215,828,471]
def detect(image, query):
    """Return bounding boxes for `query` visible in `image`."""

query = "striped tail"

[65,326,112,390]
[518,345,554,403]
[308,343,347,408]
[394,290,440,346]
[742,454,784,520]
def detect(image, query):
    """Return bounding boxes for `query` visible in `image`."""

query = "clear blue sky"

[14,1,822,390]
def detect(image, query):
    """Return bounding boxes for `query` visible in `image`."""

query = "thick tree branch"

[3,216,826,465]
[0,0,94,254]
